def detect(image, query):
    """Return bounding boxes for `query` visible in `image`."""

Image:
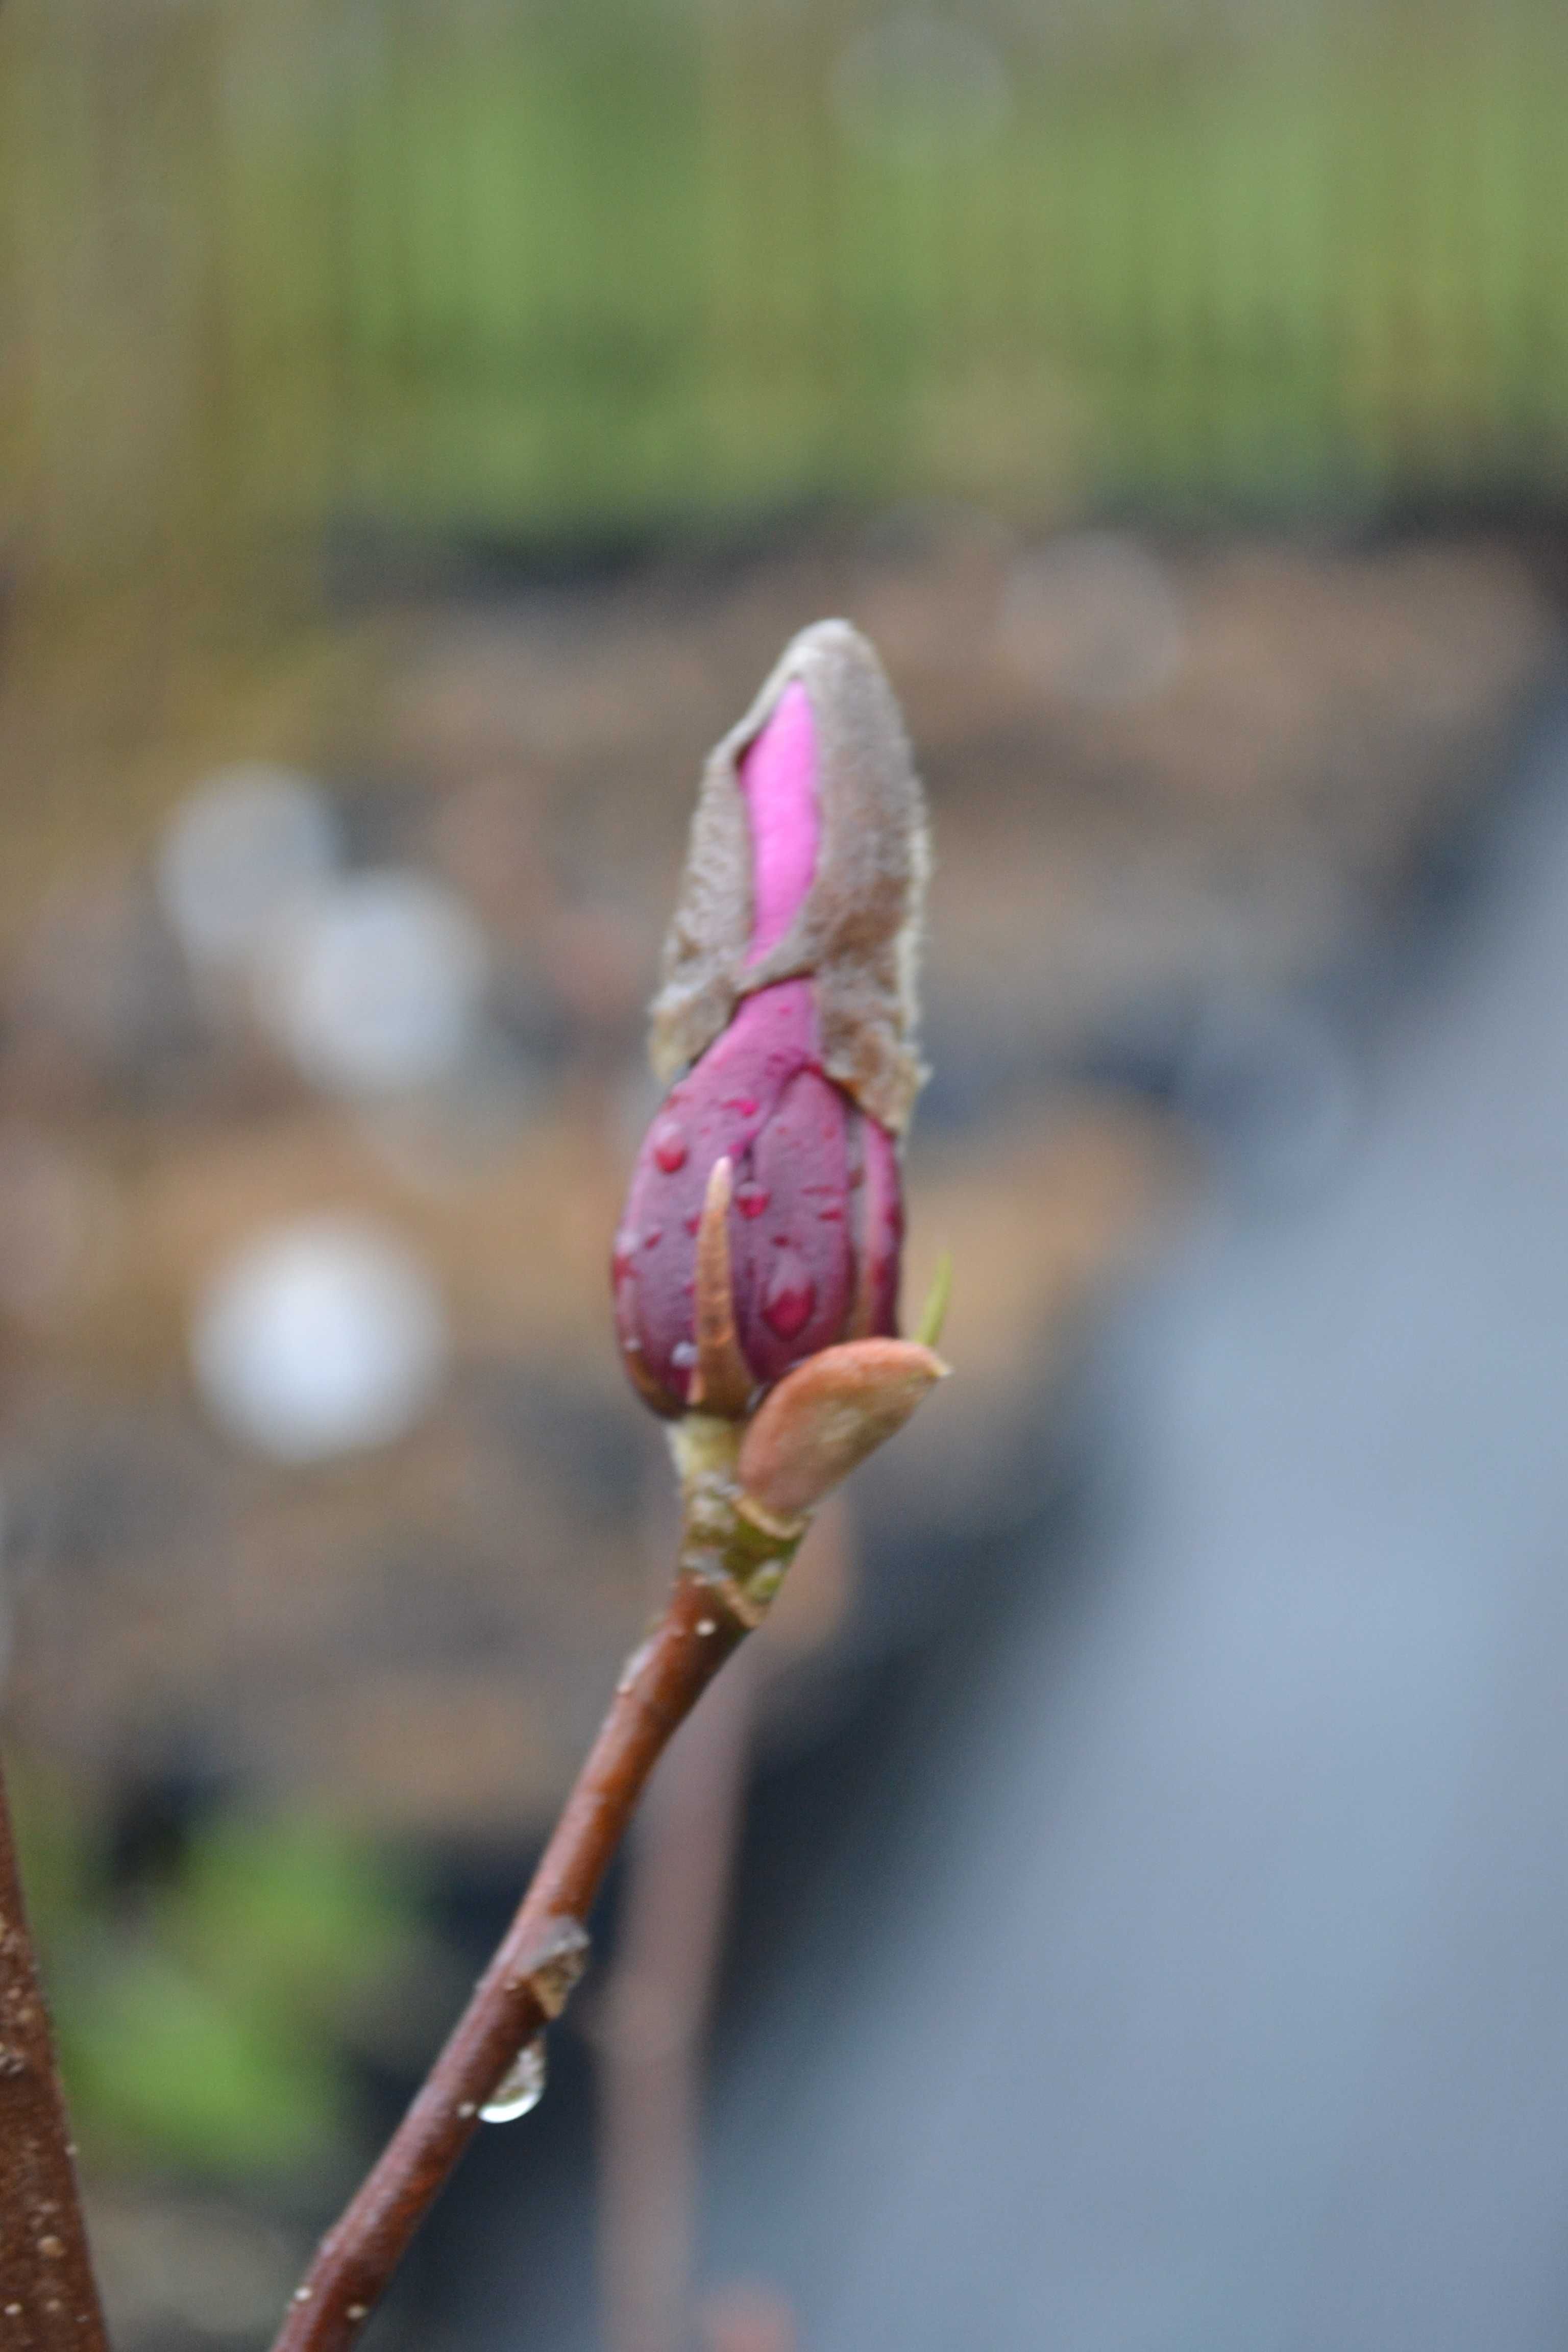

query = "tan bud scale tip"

[736,1338,949,1522]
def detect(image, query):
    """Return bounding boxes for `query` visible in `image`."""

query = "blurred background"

[4,1,1568,2346]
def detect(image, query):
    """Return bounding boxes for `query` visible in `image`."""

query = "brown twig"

[270,1267,943,2348]
[0,1751,111,2352]
[270,1559,756,2352]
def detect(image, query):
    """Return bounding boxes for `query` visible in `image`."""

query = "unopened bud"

[614,624,927,1419]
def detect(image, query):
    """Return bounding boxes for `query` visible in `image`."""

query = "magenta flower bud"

[614,622,927,1419]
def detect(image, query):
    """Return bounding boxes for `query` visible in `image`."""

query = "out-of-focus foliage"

[2,0,1566,597]
[7,1765,423,2178]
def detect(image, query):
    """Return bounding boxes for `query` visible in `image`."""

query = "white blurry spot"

[834,14,1010,158]
[158,767,338,972]
[256,870,489,1096]
[480,2032,547,2124]
[192,1217,448,1462]
[1000,534,1187,708]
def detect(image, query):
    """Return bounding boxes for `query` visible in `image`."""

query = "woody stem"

[0,1750,111,2352]
[267,1485,787,2352]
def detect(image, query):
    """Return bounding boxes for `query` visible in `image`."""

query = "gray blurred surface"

[703,708,1568,2351]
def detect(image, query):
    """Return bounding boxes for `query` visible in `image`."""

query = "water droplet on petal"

[734,1182,771,1219]
[481,2033,547,2123]
[651,1119,688,1174]
[671,1340,698,1370]
[763,1254,816,1340]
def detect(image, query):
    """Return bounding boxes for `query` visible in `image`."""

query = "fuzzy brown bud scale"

[650,619,928,1138]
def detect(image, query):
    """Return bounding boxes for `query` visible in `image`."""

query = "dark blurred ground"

[0,521,1554,1841]
[0,511,1560,2344]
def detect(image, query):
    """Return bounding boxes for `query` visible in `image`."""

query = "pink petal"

[739,680,819,964]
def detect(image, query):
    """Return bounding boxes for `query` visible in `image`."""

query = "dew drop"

[651,1119,688,1174]
[671,1340,698,1371]
[763,1255,816,1340]
[734,1182,771,1219]
[481,2033,547,2123]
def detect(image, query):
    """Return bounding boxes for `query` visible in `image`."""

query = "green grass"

[6,0,1568,575]
[9,1762,423,2180]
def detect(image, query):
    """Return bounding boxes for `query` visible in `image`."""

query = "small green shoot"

[915,1250,952,1351]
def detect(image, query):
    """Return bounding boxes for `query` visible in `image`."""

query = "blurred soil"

[0,517,1557,1837]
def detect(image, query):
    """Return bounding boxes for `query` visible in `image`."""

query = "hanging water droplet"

[763,1254,816,1339]
[651,1119,688,1174]
[481,2032,547,2123]
[734,1182,770,1219]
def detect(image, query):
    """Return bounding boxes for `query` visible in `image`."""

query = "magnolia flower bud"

[614,622,927,1419]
